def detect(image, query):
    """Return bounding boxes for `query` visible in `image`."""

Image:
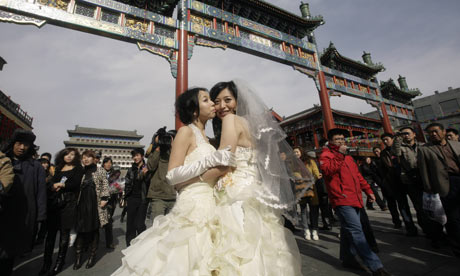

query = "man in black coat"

[0,129,47,276]
[124,148,152,246]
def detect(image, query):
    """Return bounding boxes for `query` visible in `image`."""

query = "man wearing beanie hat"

[0,129,47,276]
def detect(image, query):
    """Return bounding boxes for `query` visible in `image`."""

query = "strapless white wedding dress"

[112,124,218,276]
[211,146,302,276]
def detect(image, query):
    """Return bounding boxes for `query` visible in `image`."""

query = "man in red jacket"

[320,128,389,276]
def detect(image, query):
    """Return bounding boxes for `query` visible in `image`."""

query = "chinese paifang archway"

[0,0,420,133]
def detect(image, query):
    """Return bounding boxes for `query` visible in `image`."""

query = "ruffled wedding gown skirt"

[211,147,302,276]
[112,182,217,276]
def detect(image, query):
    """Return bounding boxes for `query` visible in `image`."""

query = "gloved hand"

[166,146,236,186]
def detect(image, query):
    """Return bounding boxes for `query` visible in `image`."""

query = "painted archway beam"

[0,0,179,49]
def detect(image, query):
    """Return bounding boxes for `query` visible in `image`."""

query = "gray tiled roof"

[68,126,143,139]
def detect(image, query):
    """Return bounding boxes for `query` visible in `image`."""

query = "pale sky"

[1,0,459,157]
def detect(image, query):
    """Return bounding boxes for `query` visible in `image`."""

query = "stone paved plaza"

[12,207,460,276]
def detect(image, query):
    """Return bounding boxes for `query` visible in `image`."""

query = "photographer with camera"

[146,127,177,224]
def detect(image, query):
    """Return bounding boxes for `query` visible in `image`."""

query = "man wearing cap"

[123,148,152,246]
[320,128,389,276]
[0,129,47,275]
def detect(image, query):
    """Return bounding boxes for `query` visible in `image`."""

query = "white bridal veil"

[233,79,314,221]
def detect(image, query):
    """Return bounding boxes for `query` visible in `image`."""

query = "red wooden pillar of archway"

[318,71,336,136]
[380,102,393,134]
[175,6,189,130]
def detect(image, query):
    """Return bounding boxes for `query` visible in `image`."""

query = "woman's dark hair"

[209,81,238,145]
[81,149,96,159]
[55,148,81,170]
[293,146,307,162]
[175,87,207,125]
[102,157,113,165]
[38,158,50,167]
[40,152,52,161]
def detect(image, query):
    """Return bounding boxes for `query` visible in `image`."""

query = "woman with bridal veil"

[209,79,313,275]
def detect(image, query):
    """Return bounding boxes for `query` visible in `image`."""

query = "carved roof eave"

[320,46,385,76]
[281,106,381,126]
[200,0,324,37]
[246,0,324,30]
[380,79,422,99]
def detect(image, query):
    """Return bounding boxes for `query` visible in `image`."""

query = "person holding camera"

[380,132,418,236]
[146,127,177,223]
[124,148,152,246]
[39,148,83,276]
[320,128,389,276]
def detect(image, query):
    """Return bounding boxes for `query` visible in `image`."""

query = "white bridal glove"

[166,146,236,186]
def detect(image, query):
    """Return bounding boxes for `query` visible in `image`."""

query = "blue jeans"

[335,206,383,272]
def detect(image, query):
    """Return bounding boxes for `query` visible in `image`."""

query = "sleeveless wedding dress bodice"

[112,124,218,276]
[212,146,302,276]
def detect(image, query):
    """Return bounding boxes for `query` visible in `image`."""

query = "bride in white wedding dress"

[112,87,235,276]
[208,80,312,276]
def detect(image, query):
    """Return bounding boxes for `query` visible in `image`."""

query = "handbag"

[422,192,447,225]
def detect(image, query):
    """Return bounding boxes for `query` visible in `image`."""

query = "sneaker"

[304,229,311,240]
[312,230,319,241]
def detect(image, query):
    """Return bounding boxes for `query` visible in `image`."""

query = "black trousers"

[442,176,460,255]
[104,194,118,246]
[380,184,401,226]
[383,182,417,232]
[43,217,71,266]
[0,249,14,276]
[125,197,149,246]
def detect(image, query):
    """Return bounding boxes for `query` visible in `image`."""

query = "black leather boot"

[86,231,99,269]
[38,262,51,276]
[50,230,70,275]
[39,232,55,276]
[104,223,115,249]
[73,235,84,270]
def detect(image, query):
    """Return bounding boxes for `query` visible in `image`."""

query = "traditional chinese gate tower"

[1,0,414,134]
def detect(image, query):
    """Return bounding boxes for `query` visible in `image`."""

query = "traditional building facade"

[64,126,144,171]
[281,106,382,156]
[0,57,34,147]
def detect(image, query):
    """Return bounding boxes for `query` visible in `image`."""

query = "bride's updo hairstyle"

[175,87,208,124]
[210,81,238,146]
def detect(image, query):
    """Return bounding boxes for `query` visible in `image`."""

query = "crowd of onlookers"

[289,124,459,275]
[0,124,458,276]
[0,127,176,276]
